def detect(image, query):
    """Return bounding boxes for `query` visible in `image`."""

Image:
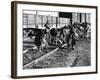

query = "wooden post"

[56,17,58,28]
[85,13,86,23]
[26,14,28,28]
[52,16,53,27]
[41,16,43,28]
[80,13,81,23]
[35,13,36,28]
[35,11,38,28]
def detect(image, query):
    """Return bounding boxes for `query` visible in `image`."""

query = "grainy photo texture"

[23,10,91,69]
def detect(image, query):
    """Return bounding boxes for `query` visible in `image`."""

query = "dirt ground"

[25,39,91,69]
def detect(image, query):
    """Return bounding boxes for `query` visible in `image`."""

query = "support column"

[56,17,58,28]
[35,11,38,28]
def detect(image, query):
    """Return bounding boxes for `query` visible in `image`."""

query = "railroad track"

[23,43,68,69]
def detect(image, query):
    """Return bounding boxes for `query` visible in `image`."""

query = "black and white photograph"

[23,10,91,69]
[11,1,97,78]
